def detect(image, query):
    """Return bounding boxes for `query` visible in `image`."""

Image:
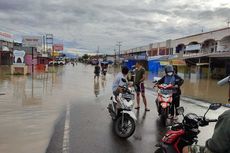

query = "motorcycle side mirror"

[177,107,184,115]
[121,78,127,83]
[209,103,222,110]
[204,103,222,118]
[153,77,161,83]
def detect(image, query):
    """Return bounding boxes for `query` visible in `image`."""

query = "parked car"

[57,59,65,65]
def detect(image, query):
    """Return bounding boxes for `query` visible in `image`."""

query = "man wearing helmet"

[156,65,184,118]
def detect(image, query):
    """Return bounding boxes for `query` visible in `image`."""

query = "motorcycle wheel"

[114,115,135,139]
[160,108,168,126]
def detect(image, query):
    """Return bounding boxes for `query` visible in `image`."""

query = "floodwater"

[0,66,67,153]
[0,64,113,153]
[0,65,82,153]
[147,71,229,104]
[0,64,228,153]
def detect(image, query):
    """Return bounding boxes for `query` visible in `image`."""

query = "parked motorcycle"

[154,103,225,153]
[154,83,174,126]
[107,79,136,139]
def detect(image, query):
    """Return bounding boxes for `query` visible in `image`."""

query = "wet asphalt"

[45,64,228,153]
[0,64,228,153]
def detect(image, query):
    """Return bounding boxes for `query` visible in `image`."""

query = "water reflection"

[94,79,100,97]
[0,65,66,153]
[101,77,106,91]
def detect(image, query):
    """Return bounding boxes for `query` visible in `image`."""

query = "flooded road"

[0,64,228,153]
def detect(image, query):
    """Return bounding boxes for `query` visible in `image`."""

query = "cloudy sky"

[0,0,230,54]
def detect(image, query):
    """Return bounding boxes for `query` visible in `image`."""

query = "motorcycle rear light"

[161,102,168,108]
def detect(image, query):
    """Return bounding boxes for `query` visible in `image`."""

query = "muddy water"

[146,71,229,104]
[0,66,67,153]
[0,64,115,153]
[0,64,228,153]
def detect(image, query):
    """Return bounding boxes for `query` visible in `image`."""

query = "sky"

[0,0,230,55]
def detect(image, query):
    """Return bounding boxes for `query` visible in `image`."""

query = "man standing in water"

[134,62,150,111]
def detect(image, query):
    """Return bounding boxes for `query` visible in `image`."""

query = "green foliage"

[82,54,89,60]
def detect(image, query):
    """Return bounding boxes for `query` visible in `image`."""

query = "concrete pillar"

[216,40,222,52]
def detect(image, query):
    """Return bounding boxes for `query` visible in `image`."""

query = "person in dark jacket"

[156,65,184,118]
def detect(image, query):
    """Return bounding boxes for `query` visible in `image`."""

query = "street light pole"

[116,41,122,64]
[32,47,34,74]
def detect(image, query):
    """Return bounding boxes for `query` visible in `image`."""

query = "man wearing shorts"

[134,62,150,111]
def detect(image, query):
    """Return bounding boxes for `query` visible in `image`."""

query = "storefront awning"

[171,59,186,66]
[160,61,170,66]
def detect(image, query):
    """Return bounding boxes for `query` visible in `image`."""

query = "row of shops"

[122,27,230,79]
[0,33,66,74]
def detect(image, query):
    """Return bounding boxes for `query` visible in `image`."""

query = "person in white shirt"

[112,66,129,110]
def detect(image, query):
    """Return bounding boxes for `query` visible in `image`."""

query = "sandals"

[134,107,150,111]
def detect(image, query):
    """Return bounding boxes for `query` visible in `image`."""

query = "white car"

[57,60,65,65]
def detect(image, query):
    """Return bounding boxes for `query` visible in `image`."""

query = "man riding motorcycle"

[112,66,129,113]
[155,65,184,118]
[183,75,230,153]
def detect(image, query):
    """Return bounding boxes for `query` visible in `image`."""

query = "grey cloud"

[0,0,229,53]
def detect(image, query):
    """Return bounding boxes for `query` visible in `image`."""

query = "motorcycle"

[101,61,108,76]
[107,79,136,139]
[102,68,107,76]
[154,83,175,126]
[154,103,225,153]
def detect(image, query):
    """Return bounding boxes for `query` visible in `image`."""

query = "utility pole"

[116,41,122,64]
[97,46,99,60]
[227,18,230,28]
[114,48,116,65]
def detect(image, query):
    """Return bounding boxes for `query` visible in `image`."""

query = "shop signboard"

[171,59,186,66]
[13,50,25,64]
[53,44,64,51]
[22,36,42,47]
[185,44,201,51]
[0,31,13,42]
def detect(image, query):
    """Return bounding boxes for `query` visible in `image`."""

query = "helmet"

[183,113,199,129]
[122,66,129,75]
[165,65,174,74]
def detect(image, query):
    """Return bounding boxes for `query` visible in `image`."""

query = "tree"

[82,54,89,60]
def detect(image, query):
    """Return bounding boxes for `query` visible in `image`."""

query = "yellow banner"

[171,59,186,66]
[51,51,59,57]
